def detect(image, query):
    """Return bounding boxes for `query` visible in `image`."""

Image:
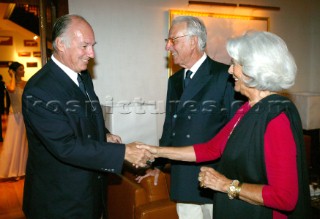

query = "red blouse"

[193,102,298,219]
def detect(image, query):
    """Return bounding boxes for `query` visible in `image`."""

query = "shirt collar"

[185,53,207,79]
[51,55,79,86]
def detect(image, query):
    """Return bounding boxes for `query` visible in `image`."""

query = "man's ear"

[190,35,198,50]
[55,37,65,52]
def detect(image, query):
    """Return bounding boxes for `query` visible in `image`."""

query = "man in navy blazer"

[22,14,152,219]
[137,16,243,219]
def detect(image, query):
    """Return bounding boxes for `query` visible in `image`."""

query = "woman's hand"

[136,144,159,157]
[8,69,15,77]
[198,166,231,193]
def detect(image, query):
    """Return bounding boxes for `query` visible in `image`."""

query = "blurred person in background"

[0,74,5,141]
[0,62,28,180]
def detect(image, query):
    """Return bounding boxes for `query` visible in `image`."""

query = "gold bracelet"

[235,182,242,199]
[227,180,241,200]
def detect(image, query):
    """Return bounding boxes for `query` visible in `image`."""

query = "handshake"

[124,142,159,168]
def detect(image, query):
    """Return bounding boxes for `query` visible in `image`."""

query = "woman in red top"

[139,31,311,219]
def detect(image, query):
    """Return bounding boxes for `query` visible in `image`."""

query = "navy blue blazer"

[22,59,125,219]
[159,57,240,203]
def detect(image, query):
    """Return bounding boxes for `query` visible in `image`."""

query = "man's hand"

[106,133,122,143]
[125,142,154,168]
[135,168,160,186]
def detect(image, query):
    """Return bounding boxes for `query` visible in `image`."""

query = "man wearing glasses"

[137,16,241,219]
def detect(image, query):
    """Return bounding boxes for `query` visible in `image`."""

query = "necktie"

[184,70,192,88]
[77,74,87,96]
[77,74,95,111]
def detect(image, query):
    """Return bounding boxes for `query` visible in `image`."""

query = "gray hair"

[52,14,87,51]
[226,30,297,91]
[172,16,207,51]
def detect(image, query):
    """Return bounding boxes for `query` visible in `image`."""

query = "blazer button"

[186,134,190,138]
[173,114,177,119]
[87,134,91,138]
[188,116,191,120]
[172,132,176,136]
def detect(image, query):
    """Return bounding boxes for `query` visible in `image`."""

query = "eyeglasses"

[165,35,190,45]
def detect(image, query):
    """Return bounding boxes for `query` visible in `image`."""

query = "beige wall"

[0,19,41,84]
[68,0,320,140]
[309,0,320,92]
[68,0,320,99]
